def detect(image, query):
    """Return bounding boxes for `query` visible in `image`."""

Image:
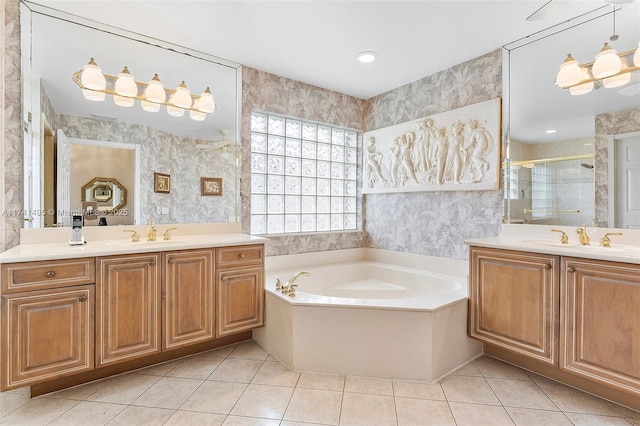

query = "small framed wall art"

[201,177,222,196]
[154,172,171,194]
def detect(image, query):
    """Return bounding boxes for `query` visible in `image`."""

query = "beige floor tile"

[395,397,455,425]
[474,356,532,381]
[506,407,573,426]
[564,412,634,425]
[0,397,78,426]
[230,383,294,419]
[0,391,31,417]
[209,345,237,358]
[451,360,483,377]
[393,379,446,400]
[228,341,270,360]
[487,377,557,410]
[449,402,515,425]
[136,360,180,376]
[132,376,202,409]
[297,372,345,391]
[340,392,397,425]
[615,406,640,424]
[164,410,226,425]
[283,387,342,425]
[106,405,175,425]
[47,400,125,425]
[223,416,281,425]
[179,380,247,414]
[526,371,556,384]
[86,373,160,404]
[344,376,393,395]
[44,378,109,401]
[537,381,621,416]
[165,352,226,379]
[252,361,301,387]
[440,375,501,405]
[208,358,264,383]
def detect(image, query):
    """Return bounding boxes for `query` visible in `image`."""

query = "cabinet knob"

[45,271,55,278]
[239,253,246,259]
[168,258,175,264]
[149,260,156,266]
[544,264,551,270]
[567,266,575,273]
[221,276,228,281]
[78,296,87,302]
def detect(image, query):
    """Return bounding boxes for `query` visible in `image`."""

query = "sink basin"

[521,240,640,256]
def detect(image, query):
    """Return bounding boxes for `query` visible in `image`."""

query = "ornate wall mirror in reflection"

[503,4,640,229]
[81,177,128,213]
[21,1,242,228]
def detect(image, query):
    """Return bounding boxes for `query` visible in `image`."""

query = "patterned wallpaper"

[364,50,504,259]
[594,107,640,227]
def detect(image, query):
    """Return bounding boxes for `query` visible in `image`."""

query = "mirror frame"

[81,177,127,213]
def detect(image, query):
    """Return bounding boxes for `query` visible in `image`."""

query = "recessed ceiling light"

[357,51,378,63]
[545,129,557,134]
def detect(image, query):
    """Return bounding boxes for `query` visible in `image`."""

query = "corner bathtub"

[253,249,482,381]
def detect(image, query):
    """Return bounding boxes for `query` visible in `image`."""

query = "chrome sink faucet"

[576,224,590,246]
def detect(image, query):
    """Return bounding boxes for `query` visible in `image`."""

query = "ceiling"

[23,0,640,144]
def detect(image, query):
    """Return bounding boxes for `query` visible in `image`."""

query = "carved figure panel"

[363,98,501,193]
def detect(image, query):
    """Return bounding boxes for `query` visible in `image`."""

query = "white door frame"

[607,130,640,228]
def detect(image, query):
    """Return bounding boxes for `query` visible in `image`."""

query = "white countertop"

[465,224,640,264]
[0,223,268,263]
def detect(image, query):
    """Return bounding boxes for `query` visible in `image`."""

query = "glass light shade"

[141,100,161,112]
[115,67,138,97]
[82,89,105,102]
[173,81,192,109]
[114,95,134,107]
[603,71,631,88]
[145,74,166,103]
[592,43,622,78]
[80,58,106,90]
[190,110,206,121]
[196,87,216,113]
[167,97,185,117]
[556,54,582,88]
[634,42,640,67]
[569,68,594,95]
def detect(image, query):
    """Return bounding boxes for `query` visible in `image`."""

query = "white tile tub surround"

[254,248,482,382]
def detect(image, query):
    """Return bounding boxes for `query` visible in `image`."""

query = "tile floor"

[0,340,638,425]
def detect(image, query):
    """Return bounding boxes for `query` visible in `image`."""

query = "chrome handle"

[45,271,55,278]
[239,253,246,259]
[78,296,87,302]
[567,266,575,273]
[221,276,228,281]
[168,258,175,264]
[149,260,156,266]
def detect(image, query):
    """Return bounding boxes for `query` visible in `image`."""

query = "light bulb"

[141,100,160,112]
[172,81,192,109]
[634,41,640,67]
[145,74,166,103]
[196,87,216,113]
[114,95,134,107]
[115,66,138,97]
[592,43,621,78]
[82,89,105,102]
[555,54,582,88]
[190,109,206,121]
[569,68,594,96]
[80,58,106,90]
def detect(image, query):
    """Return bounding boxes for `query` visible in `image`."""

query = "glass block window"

[250,112,358,235]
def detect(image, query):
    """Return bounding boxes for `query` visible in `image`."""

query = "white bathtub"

[253,248,482,381]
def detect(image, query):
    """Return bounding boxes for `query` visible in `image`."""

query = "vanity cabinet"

[469,247,560,365]
[96,253,161,367]
[215,245,264,337]
[1,258,95,390]
[469,245,640,410]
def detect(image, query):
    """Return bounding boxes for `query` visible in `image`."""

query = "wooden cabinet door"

[469,246,560,365]
[1,285,94,390]
[561,258,640,395]
[216,266,264,337]
[163,249,214,350]
[96,253,161,367]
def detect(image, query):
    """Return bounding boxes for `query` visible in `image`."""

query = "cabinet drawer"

[216,245,264,267]
[1,258,95,293]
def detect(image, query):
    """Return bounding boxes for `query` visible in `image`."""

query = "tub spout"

[282,271,310,294]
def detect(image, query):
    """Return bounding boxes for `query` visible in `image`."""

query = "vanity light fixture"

[73,58,217,120]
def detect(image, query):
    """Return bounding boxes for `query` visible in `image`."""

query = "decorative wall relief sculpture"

[363,98,501,193]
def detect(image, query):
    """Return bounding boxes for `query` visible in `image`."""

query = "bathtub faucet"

[281,271,310,296]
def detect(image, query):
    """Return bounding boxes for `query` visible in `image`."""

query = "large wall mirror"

[504,4,639,229]
[21,1,241,227]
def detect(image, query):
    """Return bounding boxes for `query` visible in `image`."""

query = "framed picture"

[154,172,171,194]
[201,177,223,196]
